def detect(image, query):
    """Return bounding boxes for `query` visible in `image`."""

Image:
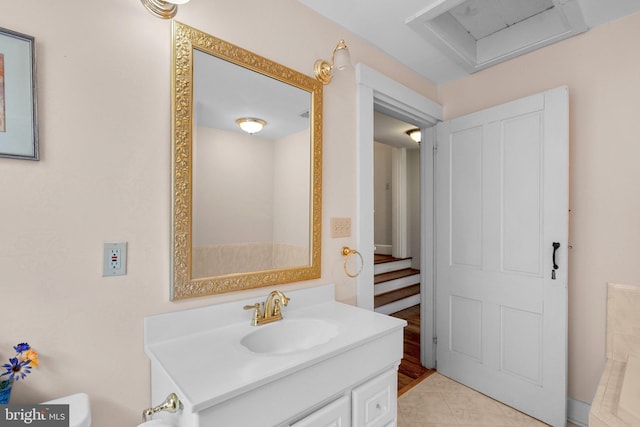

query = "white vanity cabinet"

[144,285,406,427]
[290,396,350,427]
[352,369,397,427]
[288,368,398,427]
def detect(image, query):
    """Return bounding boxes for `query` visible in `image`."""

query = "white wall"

[193,127,274,245]
[0,0,437,425]
[439,11,640,406]
[373,142,420,264]
[373,141,393,251]
[195,127,309,249]
[273,129,310,248]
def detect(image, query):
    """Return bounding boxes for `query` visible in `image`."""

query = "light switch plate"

[331,217,351,238]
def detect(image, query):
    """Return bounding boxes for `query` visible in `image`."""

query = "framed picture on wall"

[0,27,38,160]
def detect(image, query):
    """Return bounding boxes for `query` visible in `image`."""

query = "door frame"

[355,64,442,368]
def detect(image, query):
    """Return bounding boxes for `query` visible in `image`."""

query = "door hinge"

[433,336,438,345]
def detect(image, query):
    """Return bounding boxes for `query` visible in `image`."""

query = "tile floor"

[398,373,579,427]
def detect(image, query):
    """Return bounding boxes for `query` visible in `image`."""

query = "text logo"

[0,405,68,426]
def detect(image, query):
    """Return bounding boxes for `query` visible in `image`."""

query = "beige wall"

[438,12,640,404]
[0,0,437,425]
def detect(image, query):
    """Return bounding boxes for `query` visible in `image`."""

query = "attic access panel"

[406,0,587,73]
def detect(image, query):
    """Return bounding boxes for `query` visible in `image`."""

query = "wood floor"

[391,304,435,396]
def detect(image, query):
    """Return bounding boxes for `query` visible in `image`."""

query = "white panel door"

[436,86,568,426]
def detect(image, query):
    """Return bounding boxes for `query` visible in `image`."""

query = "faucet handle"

[243,303,262,326]
[273,300,282,316]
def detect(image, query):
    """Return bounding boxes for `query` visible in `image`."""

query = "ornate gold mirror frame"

[170,22,322,300]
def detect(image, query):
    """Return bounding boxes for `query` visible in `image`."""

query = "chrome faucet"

[243,290,290,326]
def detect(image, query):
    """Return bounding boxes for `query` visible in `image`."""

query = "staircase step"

[374,271,421,296]
[374,254,395,264]
[375,293,421,315]
[375,268,420,284]
[374,257,413,274]
[374,284,420,308]
[375,255,409,265]
[374,256,422,316]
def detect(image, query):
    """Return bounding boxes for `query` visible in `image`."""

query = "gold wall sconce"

[314,40,352,85]
[236,117,266,134]
[406,128,421,143]
[141,0,190,19]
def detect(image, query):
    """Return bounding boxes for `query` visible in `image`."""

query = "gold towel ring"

[341,246,363,278]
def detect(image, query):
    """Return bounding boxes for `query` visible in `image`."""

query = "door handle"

[552,242,560,270]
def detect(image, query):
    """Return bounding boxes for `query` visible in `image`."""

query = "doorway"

[373,111,431,392]
[357,70,569,424]
[355,64,442,370]
[373,111,422,315]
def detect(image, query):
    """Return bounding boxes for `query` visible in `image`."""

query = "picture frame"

[0,27,38,160]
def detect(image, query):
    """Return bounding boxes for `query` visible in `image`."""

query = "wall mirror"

[171,21,322,300]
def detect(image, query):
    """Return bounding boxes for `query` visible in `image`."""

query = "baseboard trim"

[567,397,590,427]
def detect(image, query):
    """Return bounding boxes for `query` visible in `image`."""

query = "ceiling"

[195,1,640,146]
[194,50,310,140]
[374,112,421,149]
[298,0,640,84]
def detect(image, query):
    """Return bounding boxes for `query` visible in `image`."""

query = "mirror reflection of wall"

[191,49,311,279]
[192,127,310,278]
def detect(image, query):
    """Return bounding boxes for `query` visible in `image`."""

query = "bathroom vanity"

[144,284,406,426]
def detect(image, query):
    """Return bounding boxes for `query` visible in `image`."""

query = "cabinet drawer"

[290,395,351,427]
[352,369,397,427]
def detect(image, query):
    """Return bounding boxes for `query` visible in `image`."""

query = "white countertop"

[144,285,406,412]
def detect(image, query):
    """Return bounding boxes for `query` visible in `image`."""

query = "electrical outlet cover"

[103,242,127,276]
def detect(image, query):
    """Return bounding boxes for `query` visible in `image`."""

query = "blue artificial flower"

[13,343,30,353]
[1,357,32,382]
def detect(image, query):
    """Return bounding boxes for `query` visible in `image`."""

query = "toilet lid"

[42,393,91,427]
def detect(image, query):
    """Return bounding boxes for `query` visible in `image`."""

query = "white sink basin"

[240,318,340,355]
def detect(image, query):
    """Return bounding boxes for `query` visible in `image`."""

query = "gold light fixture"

[236,118,266,134]
[140,0,190,19]
[406,128,421,143]
[314,40,352,85]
